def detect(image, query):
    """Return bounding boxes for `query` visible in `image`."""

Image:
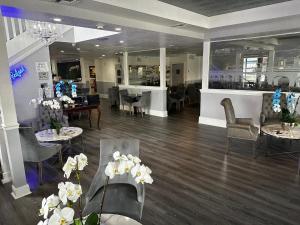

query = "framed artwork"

[89,66,96,78]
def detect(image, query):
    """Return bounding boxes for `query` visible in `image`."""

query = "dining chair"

[119,89,134,115]
[83,139,145,221]
[221,98,259,158]
[132,91,151,117]
[19,127,63,185]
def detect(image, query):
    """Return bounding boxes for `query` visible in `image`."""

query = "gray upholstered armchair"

[260,93,286,126]
[83,139,144,221]
[221,98,259,157]
[132,91,151,117]
[19,127,63,184]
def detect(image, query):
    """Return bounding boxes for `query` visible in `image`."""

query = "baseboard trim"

[198,116,226,128]
[11,184,31,199]
[149,110,168,117]
[1,171,11,184]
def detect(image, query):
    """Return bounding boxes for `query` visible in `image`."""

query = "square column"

[202,40,211,90]
[123,52,129,85]
[160,48,166,88]
[0,12,31,199]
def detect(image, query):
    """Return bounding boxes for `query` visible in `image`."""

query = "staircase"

[4,16,46,66]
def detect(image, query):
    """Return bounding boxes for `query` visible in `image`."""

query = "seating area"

[2,1,300,225]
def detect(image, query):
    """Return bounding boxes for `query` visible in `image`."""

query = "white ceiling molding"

[91,0,209,28]
[2,0,300,41]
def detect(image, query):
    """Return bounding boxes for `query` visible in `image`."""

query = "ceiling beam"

[0,0,205,39]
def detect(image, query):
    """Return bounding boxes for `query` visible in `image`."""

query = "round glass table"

[261,123,300,140]
[35,127,83,142]
[35,127,84,152]
[261,123,300,156]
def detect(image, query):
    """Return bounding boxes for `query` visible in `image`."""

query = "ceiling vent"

[55,0,80,5]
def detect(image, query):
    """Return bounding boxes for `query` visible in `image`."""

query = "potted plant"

[37,152,153,225]
[272,88,300,129]
[60,95,75,109]
[41,99,63,135]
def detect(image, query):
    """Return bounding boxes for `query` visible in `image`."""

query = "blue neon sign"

[10,65,27,83]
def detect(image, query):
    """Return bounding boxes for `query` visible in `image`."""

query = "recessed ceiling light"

[169,44,175,47]
[76,48,80,51]
[119,40,124,44]
[60,50,64,53]
[53,17,62,22]
[102,54,106,57]
[95,44,100,47]
[115,27,122,31]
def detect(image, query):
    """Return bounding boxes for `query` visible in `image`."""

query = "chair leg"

[252,141,257,158]
[38,162,43,185]
[58,149,63,168]
[298,156,300,175]
[226,138,231,155]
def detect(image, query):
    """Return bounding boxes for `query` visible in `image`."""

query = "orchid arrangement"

[37,151,153,225]
[60,95,75,105]
[272,88,300,124]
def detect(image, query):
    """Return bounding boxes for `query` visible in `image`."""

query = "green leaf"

[74,218,83,225]
[85,213,99,225]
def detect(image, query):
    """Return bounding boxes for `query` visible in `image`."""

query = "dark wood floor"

[1,101,300,225]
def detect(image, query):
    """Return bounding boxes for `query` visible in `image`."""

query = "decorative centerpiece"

[60,95,75,109]
[272,88,300,129]
[37,152,153,225]
[42,99,63,135]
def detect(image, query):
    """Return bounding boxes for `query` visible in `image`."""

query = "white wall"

[80,57,95,84]
[95,57,118,82]
[186,54,202,82]
[12,47,53,122]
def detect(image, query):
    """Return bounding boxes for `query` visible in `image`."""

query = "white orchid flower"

[105,162,118,179]
[131,164,153,184]
[118,159,135,174]
[48,207,74,225]
[127,154,141,164]
[62,157,77,178]
[58,182,82,205]
[37,219,48,225]
[74,153,88,170]
[39,194,60,219]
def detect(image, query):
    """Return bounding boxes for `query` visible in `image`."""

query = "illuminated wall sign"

[10,65,27,83]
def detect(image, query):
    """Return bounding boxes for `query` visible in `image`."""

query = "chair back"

[261,93,286,121]
[141,91,151,108]
[220,98,236,125]
[87,94,100,105]
[119,89,129,105]
[19,127,41,162]
[85,139,140,203]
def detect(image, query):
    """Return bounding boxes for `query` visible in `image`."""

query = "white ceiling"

[159,0,291,16]
[49,26,203,61]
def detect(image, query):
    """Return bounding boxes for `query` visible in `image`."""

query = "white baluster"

[18,19,23,33]
[3,17,9,41]
[11,18,17,38]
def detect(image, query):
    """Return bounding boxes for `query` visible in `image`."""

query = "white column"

[0,12,31,199]
[0,123,11,184]
[123,52,129,85]
[202,40,211,90]
[160,48,166,88]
